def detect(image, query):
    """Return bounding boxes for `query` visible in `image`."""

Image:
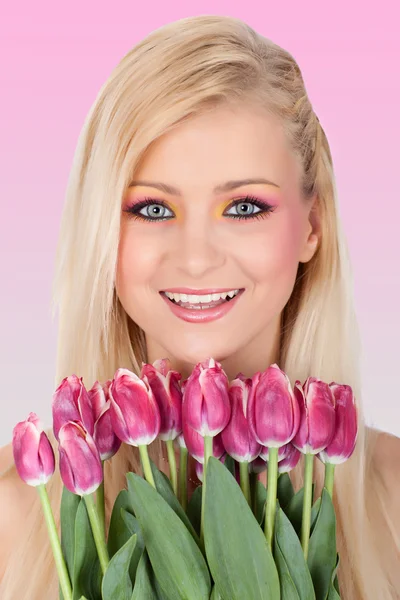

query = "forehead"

[134,103,301,194]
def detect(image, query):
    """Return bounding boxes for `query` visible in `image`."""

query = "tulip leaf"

[223,454,236,477]
[277,473,295,510]
[254,480,267,525]
[72,497,102,600]
[204,457,280,600]
[210,585,224,599]
[127,472,211,600]
[131,550,168,599]
[120,509,146,582]
[107,489,136,558]
[307,488,337,600]
[284,484,315,539]
[326,553,341,599]
[149,459,201,546]
[187,485,202,536]
[101,533,137,599]
[59,487,80,599]
[310,497,321,536]
[274,502,316,600]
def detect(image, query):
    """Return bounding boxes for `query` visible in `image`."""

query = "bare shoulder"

[0,442,37,581]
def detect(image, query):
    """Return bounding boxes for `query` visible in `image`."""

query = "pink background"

[1,1,399,445]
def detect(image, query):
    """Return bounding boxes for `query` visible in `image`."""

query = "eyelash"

[123,195,277,222]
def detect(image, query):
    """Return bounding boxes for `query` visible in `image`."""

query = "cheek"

[116,226,161,297]
[236,219,302,284]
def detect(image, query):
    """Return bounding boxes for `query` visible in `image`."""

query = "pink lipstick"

[160,289,245,323]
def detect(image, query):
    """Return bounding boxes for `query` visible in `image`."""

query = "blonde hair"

[1,14,398,599]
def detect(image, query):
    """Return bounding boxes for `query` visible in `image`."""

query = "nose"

[170,218,226,279]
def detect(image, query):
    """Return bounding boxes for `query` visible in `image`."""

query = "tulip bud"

[221,375,261,462]
[248,456,267,474]
[259,442,290,462]
[12,413,55,486]
[183,358,230,437]
[52,375,94,441]
[195,453,240,483]
[109,368,161,446]
[247,364,300,447]
[141,358,183,441]
[317,383,358,464]
[182,416,225,463]
[88,381,122,460]
[58,421,103,495]
[291,377,336,454]
[277,443,301,474]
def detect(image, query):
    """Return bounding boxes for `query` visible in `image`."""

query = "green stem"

[96,462,105,539]
[239,461,251,506]
[301,453,314,560]
[250,471,258,515]
[36,484,73,600]
[138,444,156,488]
[166,439,178,496]
[84,493,109,574]
[200,435,213,552]
[265,447,279,549]
[179,446,188,511]
[324,462,336,499]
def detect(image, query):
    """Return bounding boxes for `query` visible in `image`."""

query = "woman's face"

[116,102,319,378]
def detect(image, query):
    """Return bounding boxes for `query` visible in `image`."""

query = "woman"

[1,14,399,599]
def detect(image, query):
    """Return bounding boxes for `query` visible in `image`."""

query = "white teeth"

[164,289,240,304]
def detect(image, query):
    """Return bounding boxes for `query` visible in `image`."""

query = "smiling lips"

[159,288,245,323]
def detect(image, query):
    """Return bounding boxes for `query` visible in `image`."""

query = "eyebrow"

[128,178,280,195]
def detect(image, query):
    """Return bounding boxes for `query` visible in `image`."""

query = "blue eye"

[123,195,276,222]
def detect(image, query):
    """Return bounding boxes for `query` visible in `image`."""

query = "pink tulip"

[182,416,225,464]
[195,453,240,483]
[58,421,103,495]
[183,358,230,437]
[141,358,183,441]
[176,432,187,449]
[259,442,291,462]
[109,368,161,446]
[247,364,300,448]
[291,377,336,454]
[248,456,267,474]
[221,374,261,462]
[278,443,301,474]
[52,374,94,441]
[88,380,122,460]
[12,413,55,486]
[317,383,358,464]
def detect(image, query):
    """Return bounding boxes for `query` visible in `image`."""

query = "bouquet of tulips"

[12,358,357,600]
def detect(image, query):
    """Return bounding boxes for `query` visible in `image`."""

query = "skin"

[116,101,320,382]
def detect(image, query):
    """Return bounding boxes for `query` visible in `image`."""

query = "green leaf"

[274,541,300,600]
[204,457,280,600]
[254,480,267,526]
[72,497,102,600]
[59,487,80,599]
[149,459,200,546]
[120,509,146,583]
[210,585,224,599]
[277,473,295,511]
[310,497,321,536]
[307,488,337,600]
[274,503,315,600]
[187,485,202,536]
[284,484,315,539]
[127,472,211,600]
[326,553,341,599]
[107,489,135,558]
[131,550,167,600]
[102,534,137,600]
[223,454,236,477]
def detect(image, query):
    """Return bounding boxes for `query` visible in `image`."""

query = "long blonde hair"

[1,15,398,599]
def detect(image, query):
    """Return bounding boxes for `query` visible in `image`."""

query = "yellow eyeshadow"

[213,198,232,219]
